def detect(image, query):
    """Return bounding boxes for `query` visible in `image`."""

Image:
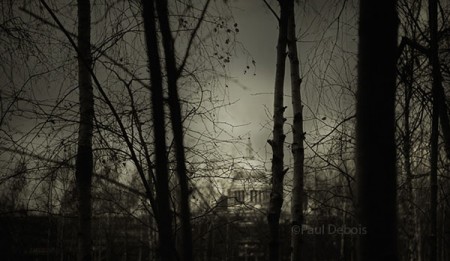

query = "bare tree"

[428,0,440,260]
[73,0,94,260]
[140,0,177,260]
[356,0,398,260]
[153,0,208,259]
[266,1,289,260]
[397,45,420,261]
[286,0,305,260]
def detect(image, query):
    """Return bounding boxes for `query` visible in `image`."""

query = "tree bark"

[154,1,194,260]
[75,0,93,260]
[356,0,398,260]
[141,1,176,260]
[267,1,289,261]
[286,1,305,260]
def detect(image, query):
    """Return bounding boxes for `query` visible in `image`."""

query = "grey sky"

[215,0,358,160]
[0,0,358,170]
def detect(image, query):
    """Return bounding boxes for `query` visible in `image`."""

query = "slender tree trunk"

[75,0,93,260]
[430,86,439,261]
[267,2,289,261]
[154,1,193,260]
[402,62,418,261]
[286,1,305,260]
[206,221,214,261]
[398,46,419,261]
[429,0,440,260]
[356,0,398,260]
[428,0,448,255]
[417,216,422,261]
[141,1,176,260]
[437,86,450,160]
[429,6,439,261]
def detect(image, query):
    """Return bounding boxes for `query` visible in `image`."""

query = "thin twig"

[262,0,280,21]
[177,0,211,78]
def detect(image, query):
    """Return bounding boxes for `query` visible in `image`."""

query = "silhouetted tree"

[154,0,207,259]
[140,0,177,260]
[356,0,398,260]
[428,0,440,260]
[73,0,94,260]
[267,1,289,260]
[286,0,305,260]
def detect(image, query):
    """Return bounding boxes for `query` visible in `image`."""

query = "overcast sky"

[0,0,358,170]
[211,0,358,161]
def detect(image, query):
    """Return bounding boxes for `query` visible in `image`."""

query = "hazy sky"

[212,0,358,160]
[0,0,358,169]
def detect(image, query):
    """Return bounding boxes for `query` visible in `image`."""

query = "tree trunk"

[154,1,193,260]
[398,44,419,261]
[437,85,450,160]
[141,1,176,260]
[403,63,419,261]
[429,1,440,260]
[75,0,93,260]
[430,82,439,261]
[286,1,305,260]
[356,0,398,260]
[267,1,289,261]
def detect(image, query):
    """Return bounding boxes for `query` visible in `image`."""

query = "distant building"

[190,136,278,260]
[1,138,292,261]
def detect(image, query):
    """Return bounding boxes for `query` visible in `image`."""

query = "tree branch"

[38,0,158,215]
[262,0,280,21]
[0,146,147,198]
[177,0,211,78]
